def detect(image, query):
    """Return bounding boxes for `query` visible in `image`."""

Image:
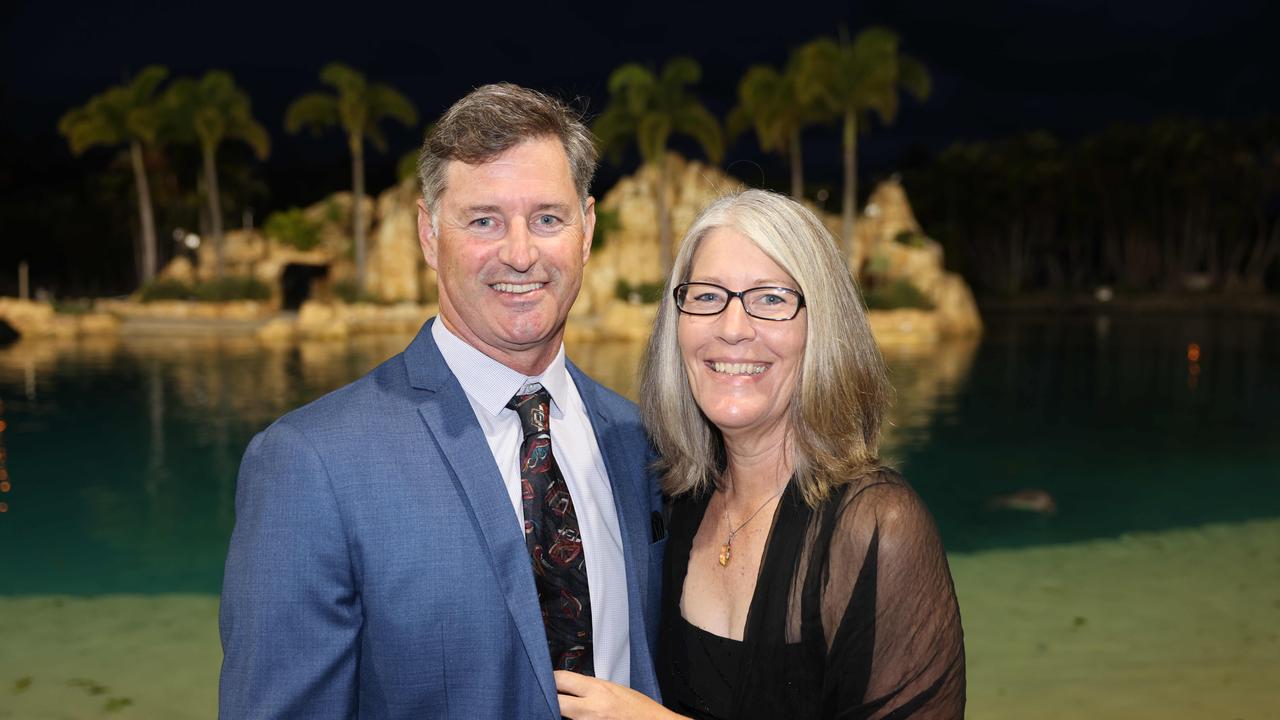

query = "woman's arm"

[823,478,966,719]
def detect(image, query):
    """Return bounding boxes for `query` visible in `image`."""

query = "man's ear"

[581,196,597,264]
[417,199,438,269]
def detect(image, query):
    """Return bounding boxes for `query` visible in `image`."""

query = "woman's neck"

[721,428,792,503]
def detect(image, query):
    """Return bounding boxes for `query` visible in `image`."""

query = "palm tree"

[286,63,418,297]
[796,28,931,257]
[594,57,723,274]
[728,54,821,200]
[162,71,270,278]
[58,66,168,285]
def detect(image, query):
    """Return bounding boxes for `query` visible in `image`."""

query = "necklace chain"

[718,484,785,568]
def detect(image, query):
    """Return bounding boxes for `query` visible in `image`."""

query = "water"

[1,311,1278,596]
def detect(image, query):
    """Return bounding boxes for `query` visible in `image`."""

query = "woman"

[557,190,965,719]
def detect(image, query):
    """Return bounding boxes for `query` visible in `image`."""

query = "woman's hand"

[555,670,682,720]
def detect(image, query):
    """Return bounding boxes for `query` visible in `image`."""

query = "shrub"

[893,230,929,248]
[863,279,935,311]
[138,279,196,302]
[53,298,94,315]
[332,279,385,305]
[593,208,621,251]
[614,279,665,304]
[195,276,272,302]
[138,277,271,303]
[264,208,323,251]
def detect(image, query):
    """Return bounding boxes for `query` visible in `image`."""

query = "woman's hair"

[639,189,891,507]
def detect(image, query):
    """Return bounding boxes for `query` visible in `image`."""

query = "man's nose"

[498,219,539,271]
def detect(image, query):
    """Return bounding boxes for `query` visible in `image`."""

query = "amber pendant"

[719,543,732,567]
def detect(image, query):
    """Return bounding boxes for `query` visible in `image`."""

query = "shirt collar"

[432,317,568,418]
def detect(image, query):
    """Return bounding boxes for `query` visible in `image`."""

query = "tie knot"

[507,387,551,437]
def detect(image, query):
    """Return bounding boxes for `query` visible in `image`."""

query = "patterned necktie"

[507,387,594,676]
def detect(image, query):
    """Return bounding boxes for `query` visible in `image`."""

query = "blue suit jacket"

[219,319,665,719]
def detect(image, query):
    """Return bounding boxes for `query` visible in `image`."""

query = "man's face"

[418,136,594,374]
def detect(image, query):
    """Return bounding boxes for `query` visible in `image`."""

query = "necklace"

[718,485,785,567]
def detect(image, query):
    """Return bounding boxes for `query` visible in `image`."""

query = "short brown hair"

[417,83,597,212]
[639,189,891,508]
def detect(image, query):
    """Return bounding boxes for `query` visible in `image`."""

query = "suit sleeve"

[219,420,361,719]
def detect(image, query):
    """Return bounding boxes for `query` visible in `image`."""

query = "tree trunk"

[657,155,673,276]
[788,127,804,201]
[129,141,158,286]
[841,111,858,264]
[352,137,367,298]
[202,144,225,278]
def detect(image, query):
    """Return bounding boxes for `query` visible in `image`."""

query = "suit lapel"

[569,362,659,695]
[408,322,558,718]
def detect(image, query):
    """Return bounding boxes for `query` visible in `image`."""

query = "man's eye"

[472,217,495,228]
[534,214,562,227]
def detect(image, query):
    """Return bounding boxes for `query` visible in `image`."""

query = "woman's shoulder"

[826,466,942,550]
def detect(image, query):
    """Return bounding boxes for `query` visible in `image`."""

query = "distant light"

[0,502,8,513]
[0,468,7,480]
[865,202,881,218]
[1187,343,1201,363]
[0,420,6,433]
[0,481,9,492]
[1094,286,1114,303]
[184,233,202,250]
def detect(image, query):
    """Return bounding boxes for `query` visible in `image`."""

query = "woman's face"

[677,227,807,446]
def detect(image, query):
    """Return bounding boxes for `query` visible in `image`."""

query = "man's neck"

[437,313,562,377]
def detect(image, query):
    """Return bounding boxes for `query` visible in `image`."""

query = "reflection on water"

[1,311,1277,594]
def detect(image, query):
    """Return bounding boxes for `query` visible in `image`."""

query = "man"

[219,83,665,719]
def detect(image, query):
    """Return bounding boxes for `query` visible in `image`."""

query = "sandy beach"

[2,517,1277,719]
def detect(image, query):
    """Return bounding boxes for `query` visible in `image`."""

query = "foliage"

[727,53,824,197]
[52,298,95,315]
[794,27,931,253]
[595,57,723,274]
[285,63,418,153]
[332,278,386,305]
[58,65,169,285]
[593,208,621,251]
[161,70,270,279]
[905,116,1280,295]
[286,63,418,297]
[614,279,665,304]
[161,71,270,160]
[264,207,323,250]
[893,230,928,248]
[594,57,723,167]
[137,276,271,302]
[863,279,934,310]
[58,66,168,154]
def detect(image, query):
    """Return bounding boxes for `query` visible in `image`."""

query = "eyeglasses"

[673,282,806,321]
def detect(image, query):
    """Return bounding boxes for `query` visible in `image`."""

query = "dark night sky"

[1,0,1276,289]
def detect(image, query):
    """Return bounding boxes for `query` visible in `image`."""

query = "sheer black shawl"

[659,468,966,719]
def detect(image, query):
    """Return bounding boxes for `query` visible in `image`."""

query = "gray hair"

[639,189,891,508]
[416,83,598,214]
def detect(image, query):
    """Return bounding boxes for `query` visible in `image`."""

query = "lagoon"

[1,310,1277,718]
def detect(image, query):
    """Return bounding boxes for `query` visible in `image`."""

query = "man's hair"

[416,83,598,214]
[639,189,892,508]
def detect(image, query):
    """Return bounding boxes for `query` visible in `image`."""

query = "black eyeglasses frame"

[672,281,806,322]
